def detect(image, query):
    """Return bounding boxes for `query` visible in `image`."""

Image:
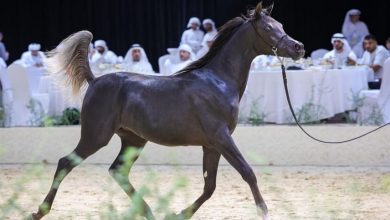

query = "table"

[239,66,369,124]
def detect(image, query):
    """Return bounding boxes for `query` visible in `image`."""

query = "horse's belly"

[131,126,204,146]
[122,111,205,147]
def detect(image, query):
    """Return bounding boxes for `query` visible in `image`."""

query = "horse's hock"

[1,125,389,166]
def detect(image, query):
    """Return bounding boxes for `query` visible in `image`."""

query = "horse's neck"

[207,26,259,98]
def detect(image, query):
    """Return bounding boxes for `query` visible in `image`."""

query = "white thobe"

[359,45,390,80]
[342,22,369,58]
[323,49,357,68]
[91,51,117,64]
[164,60,192,75]
[180,29,204,53]
[196,30,218,59]
[125,62,154,75]
[20,51,46,67]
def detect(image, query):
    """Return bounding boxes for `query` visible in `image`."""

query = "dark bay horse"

[30,2,304,220]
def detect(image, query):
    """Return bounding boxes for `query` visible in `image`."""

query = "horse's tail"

[45,30,95,95]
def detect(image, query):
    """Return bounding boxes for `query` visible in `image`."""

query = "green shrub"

[60,108,80,125]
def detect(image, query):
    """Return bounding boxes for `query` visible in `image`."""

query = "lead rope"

[272,48,390,144]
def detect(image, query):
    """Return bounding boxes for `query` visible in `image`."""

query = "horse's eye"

[265,25,272,31]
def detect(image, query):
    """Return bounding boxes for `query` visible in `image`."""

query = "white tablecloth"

[239,66,369,124]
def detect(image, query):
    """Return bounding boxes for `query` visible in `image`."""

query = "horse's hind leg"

[108,130,154,219]
[30,120,116,220]
[165,146,221,220]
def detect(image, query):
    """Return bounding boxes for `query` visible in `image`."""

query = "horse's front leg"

[164,146,221,220]
[211,126,270,220]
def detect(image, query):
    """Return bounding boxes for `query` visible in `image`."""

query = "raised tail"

[45,30,94,95]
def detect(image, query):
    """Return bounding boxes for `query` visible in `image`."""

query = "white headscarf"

[178,44,195,61]
[94,40,108,51]
[28,43,41,51]
[124,44,150,64]
[331,33,352,52]
[202,18,216,31]
[187,17,201,29]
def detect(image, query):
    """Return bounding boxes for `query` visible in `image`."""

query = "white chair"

[310,48,329,60]
[6,63,49,126]
[158,54,173,75]
[357,57,390,125]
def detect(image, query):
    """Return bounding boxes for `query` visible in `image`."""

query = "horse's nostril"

[294,43,302,51]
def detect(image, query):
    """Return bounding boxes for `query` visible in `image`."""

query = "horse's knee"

[203,180,216,199]
[57,157,73,171]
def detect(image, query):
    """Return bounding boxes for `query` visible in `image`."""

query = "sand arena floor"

[1,164,390,220]
[1,125,390,219]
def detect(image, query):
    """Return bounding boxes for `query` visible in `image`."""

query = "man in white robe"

[180,17,204,54]
[342,9,369,58]
[123,44,154,74]
[323,33,357,68]
[91,40,117,64]
[359,34,390,82]
[164,44,194,75]
[196,19,218,59]
[20,43,46,68]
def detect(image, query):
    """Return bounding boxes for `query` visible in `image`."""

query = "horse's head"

[249,2,305,60]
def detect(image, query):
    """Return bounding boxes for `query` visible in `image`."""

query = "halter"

[250,20,390,144]
[250,20,286,61]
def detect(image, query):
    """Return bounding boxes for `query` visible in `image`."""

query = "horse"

[30,2,304,220]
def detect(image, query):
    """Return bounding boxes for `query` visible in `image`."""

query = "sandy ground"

[1,164,390,220]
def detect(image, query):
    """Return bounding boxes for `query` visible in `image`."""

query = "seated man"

[359,34,390,88]
[164,44,194,75]
[180,17,204,54]
[90,40,117,64]
[20,43,46,68]
[196,19,218,59]
[323,33,357,68]
[123,44,154,74]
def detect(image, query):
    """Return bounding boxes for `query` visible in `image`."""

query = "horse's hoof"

[263,214,271,220]
[163,213,185,220]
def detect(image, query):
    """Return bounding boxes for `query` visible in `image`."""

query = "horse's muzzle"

[294,42,305,58]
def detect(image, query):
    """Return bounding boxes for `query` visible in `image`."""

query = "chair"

[6,63,49,126]
[310,48,329,60]
[158,54,173,75]
[357,57,390,125]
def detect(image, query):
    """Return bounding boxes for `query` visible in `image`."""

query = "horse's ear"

[265,2,274,15]
[254,2,263,20]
